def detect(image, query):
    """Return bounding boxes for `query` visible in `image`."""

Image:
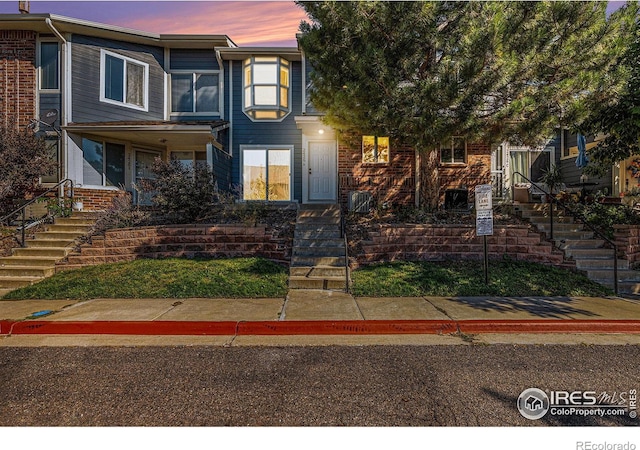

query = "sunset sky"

[0,1,627,47]
[0,1,310,46]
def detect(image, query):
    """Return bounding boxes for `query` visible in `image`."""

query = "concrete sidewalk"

[2,290,640,346]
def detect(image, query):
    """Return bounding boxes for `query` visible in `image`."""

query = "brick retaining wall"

[353,224,567,267]
[614,225,640,265]
[56,224,291,272]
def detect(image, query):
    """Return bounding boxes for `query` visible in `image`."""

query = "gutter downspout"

[45,18,70,193]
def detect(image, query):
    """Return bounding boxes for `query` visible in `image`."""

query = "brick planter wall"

[614,225,640,265]
[56,224,291,272]
[0,30,36,129]
[74,188,124,211]
[353,224,566,267]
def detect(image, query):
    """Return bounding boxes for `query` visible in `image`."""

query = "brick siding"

[0,30,37,130]
[74,188,124,211]
[338,136,492,209]
[338,136,415,208]
[437,142,492,204]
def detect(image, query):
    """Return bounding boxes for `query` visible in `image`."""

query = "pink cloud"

[121,1,309,46]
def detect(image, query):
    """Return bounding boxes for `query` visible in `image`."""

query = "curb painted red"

[1,319,640,336]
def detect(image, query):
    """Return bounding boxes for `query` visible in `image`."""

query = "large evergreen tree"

[297,1,637,206]
[580,15,639,176]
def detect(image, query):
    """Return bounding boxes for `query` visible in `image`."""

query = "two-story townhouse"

[0,12,493,212]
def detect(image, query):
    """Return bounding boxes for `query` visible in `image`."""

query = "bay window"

[243,56,290,121]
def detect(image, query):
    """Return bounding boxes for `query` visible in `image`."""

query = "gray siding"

[230,60,303,202]
[39,92,61,128]
[169,49,219,71]
[71,35,165,123]
[560,132,612,194]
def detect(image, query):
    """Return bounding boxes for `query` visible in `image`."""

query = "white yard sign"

[475,184,493,211]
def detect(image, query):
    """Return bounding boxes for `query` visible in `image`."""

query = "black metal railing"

[0,179,74,247]
[512,172,618,294]
[340,208,350,293]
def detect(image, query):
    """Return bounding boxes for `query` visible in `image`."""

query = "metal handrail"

[340,208,350,293]
[512,172,618,294]
[0,179,74,247]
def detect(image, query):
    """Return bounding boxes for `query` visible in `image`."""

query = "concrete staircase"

[289,204,349,290]
[0,212,96,296]
[516,203,640,294]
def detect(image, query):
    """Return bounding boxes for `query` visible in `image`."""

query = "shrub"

[138,158,219,223]
[90,192,150,235]
[0,126,58,217]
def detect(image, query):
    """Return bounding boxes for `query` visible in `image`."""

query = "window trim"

[169,70,221,116]
[38,39,60,92]
[242,56,291,123]
[240,144,294,202]
[99,49,149,112]
[362,135,390,164]
[440,136,467,165]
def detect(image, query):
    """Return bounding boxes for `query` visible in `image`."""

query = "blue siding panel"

[71,35,165,123]
[230,60,303,202]
[169,49,219,71]
[212,146,232,192]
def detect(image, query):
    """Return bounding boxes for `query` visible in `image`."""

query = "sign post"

[475,185,493,285]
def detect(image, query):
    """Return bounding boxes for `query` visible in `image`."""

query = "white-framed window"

[362,136,390,164]
[39,41,59,91]
[243,56,290,121]
[170,72,220,114]
[440,137,467,164]
[99,49,149,111]
[82,137,126,187]
[241,146,292,201]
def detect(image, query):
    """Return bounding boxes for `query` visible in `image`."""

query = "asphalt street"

[1,344,639,426]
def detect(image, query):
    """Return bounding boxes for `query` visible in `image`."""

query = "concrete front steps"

[516,203,640,294]
[0,211,96,295]
[289,204,349,290]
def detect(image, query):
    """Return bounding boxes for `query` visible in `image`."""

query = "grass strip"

[2,257,288,300]
[351,260,614,297]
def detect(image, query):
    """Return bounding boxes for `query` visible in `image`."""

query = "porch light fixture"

[318,129,325,135]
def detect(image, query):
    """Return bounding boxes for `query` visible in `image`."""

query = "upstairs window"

[362,136,390,164]
[171,72,220,114]
[39,41,59,90]
[440,137,466,164]
[100,49,149,111]
[243,56,290,121]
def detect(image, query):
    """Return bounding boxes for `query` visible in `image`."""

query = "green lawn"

[350,260,614,297]
[2,258,289,300]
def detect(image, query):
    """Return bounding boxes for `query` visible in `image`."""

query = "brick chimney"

[18,1,29,14]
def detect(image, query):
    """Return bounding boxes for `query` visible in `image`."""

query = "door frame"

[302,135,338,204]
[505,144,555,198]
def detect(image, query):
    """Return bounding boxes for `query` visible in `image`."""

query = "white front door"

[308,141,337,202]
